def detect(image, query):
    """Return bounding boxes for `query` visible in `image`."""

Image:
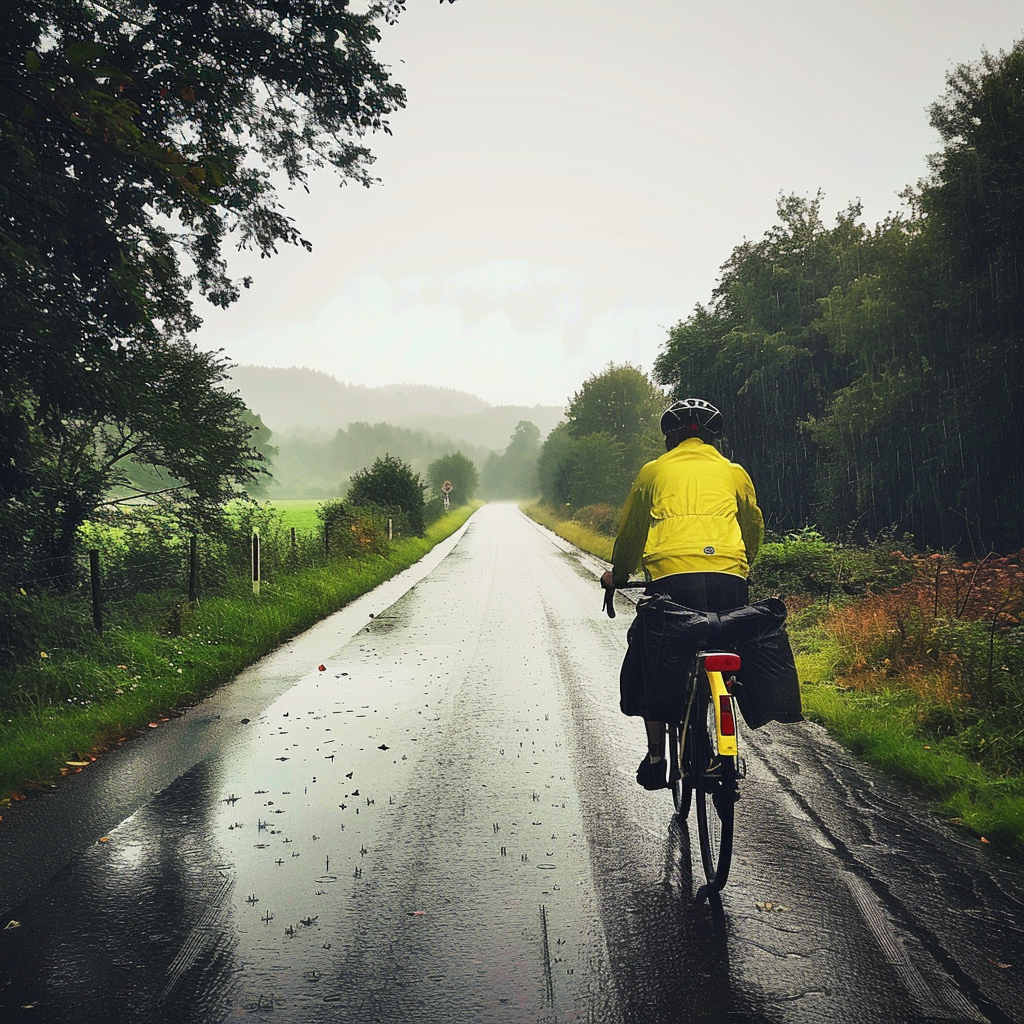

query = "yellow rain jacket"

[610,437,763,584]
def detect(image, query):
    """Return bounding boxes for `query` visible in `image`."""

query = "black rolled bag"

[619,594,802,729]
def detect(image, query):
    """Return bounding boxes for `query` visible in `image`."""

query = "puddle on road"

[0,632,449,1024]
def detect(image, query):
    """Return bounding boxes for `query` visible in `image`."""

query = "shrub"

[751,529,838,598]
[79,508,191,601]
[0,589,93,673]
[751,527,917,600]
[347,454,426,536]
[317,500,390,557]
[571,503,621,537]
[423,495,446,527]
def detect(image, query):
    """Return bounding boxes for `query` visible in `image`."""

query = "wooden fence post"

[252,531,261,596]
[188,535,198,602]
[89,549,103,634]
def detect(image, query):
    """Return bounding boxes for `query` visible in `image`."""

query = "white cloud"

[212,263,681,407]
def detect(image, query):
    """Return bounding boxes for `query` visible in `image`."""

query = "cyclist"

[600,398,764,790]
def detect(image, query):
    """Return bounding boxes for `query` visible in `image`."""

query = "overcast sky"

[193,0,1024,409]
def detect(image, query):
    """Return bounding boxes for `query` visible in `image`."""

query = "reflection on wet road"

[2,504,1024,1023]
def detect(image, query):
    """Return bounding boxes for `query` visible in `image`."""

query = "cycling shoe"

[636,753,669,790]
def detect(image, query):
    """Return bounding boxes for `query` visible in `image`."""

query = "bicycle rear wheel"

[668,724,691,819]
[692,671,735,891]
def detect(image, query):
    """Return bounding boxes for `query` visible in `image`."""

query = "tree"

[536,422,576,506]
[0,0,406,572]
[565,363,664,477]
[1,1,405,345]
[915,39,1024,549]
[347,454,426,536]
[556,363,663,505]
[567,432,625,507]
[237,411,279,499]
[805,40,1024,552]
[481,421,541,498]
[426,453,479,503]
[654,196,871,531]
[924,39,1024,334]
[5,343,264,584]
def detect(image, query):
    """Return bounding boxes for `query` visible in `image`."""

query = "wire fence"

[0,501,429,662]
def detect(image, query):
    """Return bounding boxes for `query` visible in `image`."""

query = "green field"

[265,498,339,532]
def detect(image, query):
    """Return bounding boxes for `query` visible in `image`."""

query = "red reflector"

[719,695,736,736]
[704,653,741,672]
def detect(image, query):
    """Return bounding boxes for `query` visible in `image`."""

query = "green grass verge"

[520,502,613,561]
[0,504,479,803]
[523,502,1024,855]
[799,675,1024,853]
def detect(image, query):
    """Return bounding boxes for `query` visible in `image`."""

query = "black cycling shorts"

[644,572,748,611]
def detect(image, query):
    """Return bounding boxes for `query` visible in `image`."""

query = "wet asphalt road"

[3,504,1024,1023]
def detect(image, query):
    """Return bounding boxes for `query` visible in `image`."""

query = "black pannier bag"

[619,594,802,729]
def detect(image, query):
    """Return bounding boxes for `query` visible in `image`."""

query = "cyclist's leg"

[637,720,670,789]
[670,722,692,817]
[645,720,665,755]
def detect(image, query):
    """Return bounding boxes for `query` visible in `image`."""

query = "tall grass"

[790,550,1024,850]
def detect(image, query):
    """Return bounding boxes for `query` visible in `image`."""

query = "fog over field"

[228,365,565,498]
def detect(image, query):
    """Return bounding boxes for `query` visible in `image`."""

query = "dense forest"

[651,41,1024,555]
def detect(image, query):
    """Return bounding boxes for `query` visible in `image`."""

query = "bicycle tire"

[669,723,692,819]
[693,669,735,891]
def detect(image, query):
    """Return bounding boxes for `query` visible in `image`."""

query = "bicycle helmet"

[660,398,724,437]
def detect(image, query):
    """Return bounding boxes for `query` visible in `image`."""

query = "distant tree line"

[273,422,491,499]
[481,421,542,499]
[654,39,1024,554]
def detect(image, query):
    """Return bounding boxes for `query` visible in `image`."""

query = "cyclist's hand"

[601,571,616,617]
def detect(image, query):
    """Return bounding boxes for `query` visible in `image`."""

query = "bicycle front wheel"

[692,673,735,891]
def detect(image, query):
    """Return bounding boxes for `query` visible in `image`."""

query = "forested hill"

[227,365,565,497]
[227,365,488,431]
[227,365,563,450]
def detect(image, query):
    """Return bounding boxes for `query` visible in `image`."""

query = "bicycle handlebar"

[601,579,645,618]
